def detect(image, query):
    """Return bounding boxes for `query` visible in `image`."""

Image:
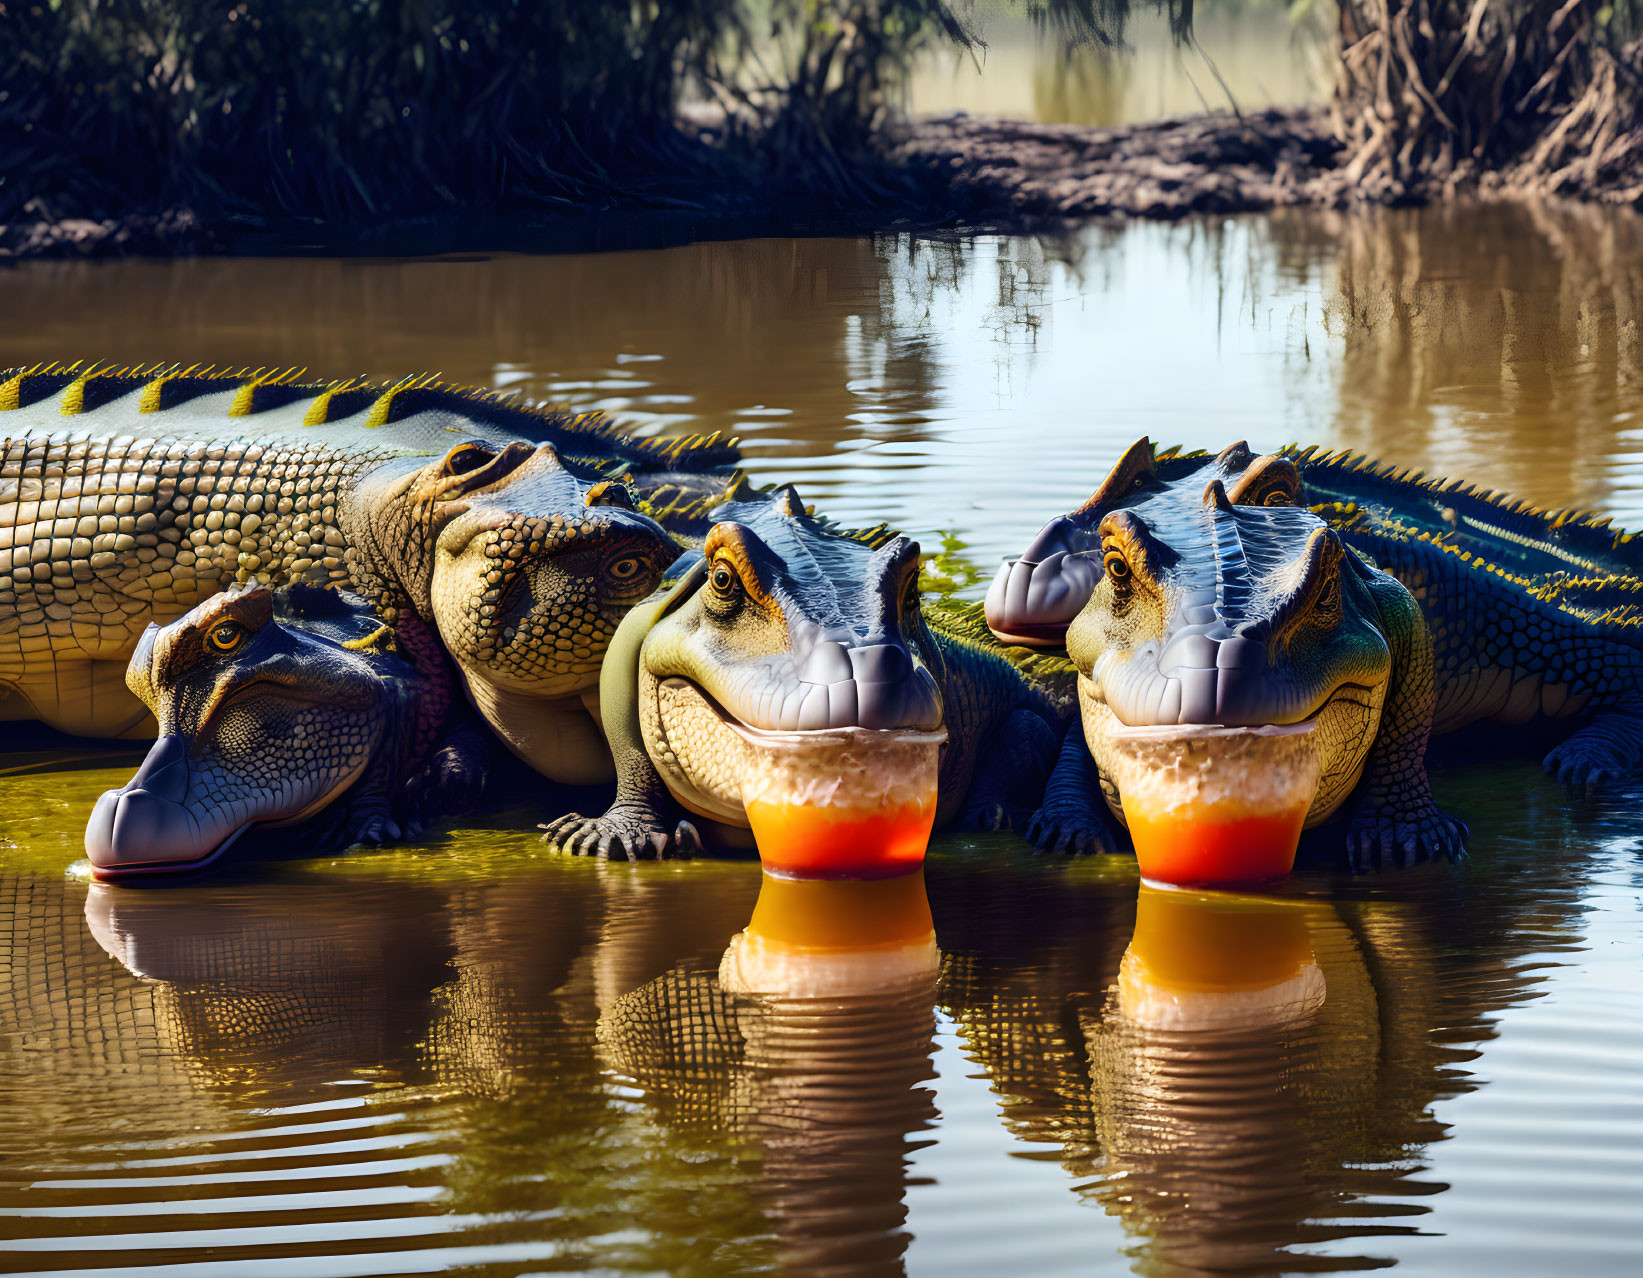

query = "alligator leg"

[1347,578,1470,870]
[318,760,405,848]
[1543,707,1643,792]
[399,721,494,836]
[958,708,1059,832]
[1025,725,1129,855]
[539,592,697,861]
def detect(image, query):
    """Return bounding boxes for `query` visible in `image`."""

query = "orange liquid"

[744,796,937,880]
[1126,802,1306,887]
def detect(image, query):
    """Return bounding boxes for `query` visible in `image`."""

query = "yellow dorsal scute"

[363,378,440,428]
[364,388,402,427]
[302,383,377,426]
[59,376,88,415]
[0,369,81,411]
[231,377,318,417]
[58,369,165,416]
[137,371,252,414]
[137,374,174,413]
[302,385,345,426]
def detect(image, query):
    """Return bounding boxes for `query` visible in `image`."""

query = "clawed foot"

[539,804,701,861]
[402,732,490,828]
[959,798,1017,833]
[1346,798,1468,871]
[334,805,404,848]
[1544,742,1625,794]
[1025,804,1125,855]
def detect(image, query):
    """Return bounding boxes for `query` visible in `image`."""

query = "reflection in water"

[83,882,455,1097]
[907,8,1329,127]
[929,782,1602,1274]
[1318,201,1643,517]
[1089,888,1375,1273]
[0,771,1627,1274]
[600,871,940,1276]
[12,203,1643,575]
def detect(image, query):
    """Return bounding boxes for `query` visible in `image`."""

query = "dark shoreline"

[8,103,1636,263]
[0,108,1345,263]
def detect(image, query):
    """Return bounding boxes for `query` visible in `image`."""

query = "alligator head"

[986,439,1305,649]
[1068,482,1392,829]
[349,439,681,782]
[84,584,417,880]
[634,490,945,827]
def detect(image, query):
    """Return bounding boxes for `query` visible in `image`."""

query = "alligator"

[540,482,1079,859]
[83,583,490,879]
[987,439,1643,865]
[0,362,735,783]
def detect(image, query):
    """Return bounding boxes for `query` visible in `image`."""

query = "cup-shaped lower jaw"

[1101,721,1322,888]
[719,870,939,997]
[731,720,947,880]
[83,785,250,881]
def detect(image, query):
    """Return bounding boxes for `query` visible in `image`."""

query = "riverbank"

[0,107,1344,262]
[8,99,1643,262]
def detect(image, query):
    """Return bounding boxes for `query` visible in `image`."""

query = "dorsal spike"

[772,484,807,518]
[1073,437,1157,516]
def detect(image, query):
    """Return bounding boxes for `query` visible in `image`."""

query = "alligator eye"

[1104,552,1131,583]
[443,444,493,476]
[902,572,921,614]
[710,559,737,597]
[207,620,247,653]
[608,555,643,581]
[1264,490,1292,507]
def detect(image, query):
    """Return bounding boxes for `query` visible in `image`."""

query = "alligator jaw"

[1079,679,1383,830]
[984,553,1098,650]
[84,796,251,882]
[644,675,947,831]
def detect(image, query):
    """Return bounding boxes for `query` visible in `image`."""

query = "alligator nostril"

[1215,636,1266,670]
[797,640,853,685]
[1159,631,1218,674]
[104,789,204,866]
[127,734,189,803]
[1021,515,1074,563]
[848,643,911,683]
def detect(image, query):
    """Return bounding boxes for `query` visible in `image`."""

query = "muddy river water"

[3,202,1643,1274]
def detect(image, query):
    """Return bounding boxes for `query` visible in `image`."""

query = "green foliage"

[0,1,971,225]
[918,529,988,600]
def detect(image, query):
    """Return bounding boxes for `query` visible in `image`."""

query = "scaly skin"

[992,438,1643,866]
[541,487,1077,859]
[84,583,488,880]
[1060,482,1466,870]
[0,363,734,781]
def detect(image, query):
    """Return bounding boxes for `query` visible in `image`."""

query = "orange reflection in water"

[744,795,936,880]
[1121,885,1319,1017]
[721,867,939,997]
[1126,800,1308,889]
[745,868,935,952]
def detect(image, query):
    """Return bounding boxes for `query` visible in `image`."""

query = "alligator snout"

[985,552,1100,647]
[84,735,245,877]
[1151,589,1272,723]
[786,634,943,731]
